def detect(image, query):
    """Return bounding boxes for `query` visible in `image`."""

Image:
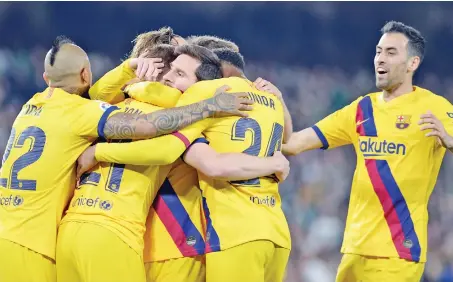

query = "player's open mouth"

[376,68,387,75]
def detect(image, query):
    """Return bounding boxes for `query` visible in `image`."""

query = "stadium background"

[1,2,453,281]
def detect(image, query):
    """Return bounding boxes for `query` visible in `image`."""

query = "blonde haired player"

[0,36,251,282]
[88,26,187,105]
[283,21,453,281]
[79,45,293,282]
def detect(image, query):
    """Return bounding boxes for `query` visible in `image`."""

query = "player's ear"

[42,72,50,86]
[408,56,421,73]
[80,67,90,85]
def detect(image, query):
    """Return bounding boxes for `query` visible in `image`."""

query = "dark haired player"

[283,21,453,281]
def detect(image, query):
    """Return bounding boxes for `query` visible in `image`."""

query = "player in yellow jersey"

[88,26,186,104]
[85,34,289,282]
[282,21,453,281]
[66,44,288,282]
[78,44,293,282]
[0,36,252,282]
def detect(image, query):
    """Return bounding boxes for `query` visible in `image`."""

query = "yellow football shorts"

[0,238,56,282]
[56,221,146,282]
[336,253,425,282]
[145,256,205,282]
[206,240,290,282]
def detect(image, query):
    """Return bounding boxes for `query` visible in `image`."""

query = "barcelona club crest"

[396,115,411,130]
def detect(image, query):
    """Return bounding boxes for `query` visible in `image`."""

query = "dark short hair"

[175,44,222,81]
[212,48,245,71]
[141,44,176,69]
[130,26,175,58]
[187,35,239,52]
[49,35,75,66]
[381,21,426,62]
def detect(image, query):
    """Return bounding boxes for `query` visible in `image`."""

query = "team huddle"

[1,20,453,282]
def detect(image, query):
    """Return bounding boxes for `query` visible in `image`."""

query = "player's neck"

[48,78,84,95]
[382,81,414,102]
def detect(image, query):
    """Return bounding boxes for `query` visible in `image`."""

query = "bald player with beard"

[0,36,252,282]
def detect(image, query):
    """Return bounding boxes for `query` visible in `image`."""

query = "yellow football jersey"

[143,157,207,262]
[94,78,291,251]
[180,78,291,252]
[0,88,119,260]
[314,86,453,262]
[119,77,291,251]
[62,84,182,256]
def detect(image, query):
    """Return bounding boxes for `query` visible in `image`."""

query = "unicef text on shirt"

[0,194,24,207]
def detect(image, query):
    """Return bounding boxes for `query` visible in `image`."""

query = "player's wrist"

[444,135,453,150]
[93,144,102,161]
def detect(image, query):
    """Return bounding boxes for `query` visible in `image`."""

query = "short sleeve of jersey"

[433,96,453,136]
[70,99,119,138]
[182,135,210,160]
[313,97,363,150]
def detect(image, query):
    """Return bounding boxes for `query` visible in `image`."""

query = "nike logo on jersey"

[356,118,369,127]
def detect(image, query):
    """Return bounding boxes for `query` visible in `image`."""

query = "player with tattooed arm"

[0,37,250,282]
[78,44,292,282]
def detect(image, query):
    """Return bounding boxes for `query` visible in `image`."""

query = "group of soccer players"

[1,19,453,282]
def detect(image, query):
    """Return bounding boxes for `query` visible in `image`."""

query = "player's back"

[62,98,166,256]
[0,88,115,260]
[180,77,291,252]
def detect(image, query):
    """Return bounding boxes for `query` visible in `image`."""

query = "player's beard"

[375,75,390,90]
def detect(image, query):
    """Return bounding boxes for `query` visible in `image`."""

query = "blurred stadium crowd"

[2,2,453,281]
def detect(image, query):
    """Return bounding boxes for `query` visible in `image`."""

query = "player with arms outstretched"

[283,21,453,281]
[0,37,251,282]
[79,44,292,282]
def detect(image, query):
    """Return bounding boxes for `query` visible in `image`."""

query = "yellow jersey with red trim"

[144,154,207,262]
[93,78,292,251]
[0,88,118,259]
[313,86,453,262]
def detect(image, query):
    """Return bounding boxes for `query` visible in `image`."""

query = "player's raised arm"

[102,85,253,140]
[283,97,362,155]
[182,141,290,182]
[253,77,293,143]
[90,57,165,103]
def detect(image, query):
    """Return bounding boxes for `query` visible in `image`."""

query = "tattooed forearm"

[103,92,242,140]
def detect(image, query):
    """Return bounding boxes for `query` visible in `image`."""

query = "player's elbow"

[282,144,298,156]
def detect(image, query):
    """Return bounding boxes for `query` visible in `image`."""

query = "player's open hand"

[272,151,290,182]
[253,77,283,100]
[129,55,164,81]
[211,85,254,118]
[419,110,453,149]
[76,145,99,180]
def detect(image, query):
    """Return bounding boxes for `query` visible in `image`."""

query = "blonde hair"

[130,26,174,58]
